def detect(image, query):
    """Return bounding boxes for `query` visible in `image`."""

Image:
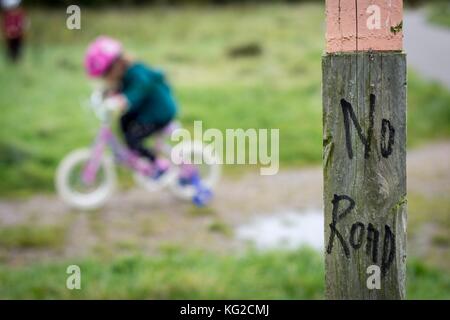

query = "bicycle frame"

[81,121,191,186]
[81,125,153,185]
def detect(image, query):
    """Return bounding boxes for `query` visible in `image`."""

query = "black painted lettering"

[366,223,380,263]
[340,94,375,159]
[349,222,365,249]
[326,194,355,257]
[380,118,395,158]
[381,225,396,276]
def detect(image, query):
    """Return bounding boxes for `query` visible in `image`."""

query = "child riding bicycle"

[84,36,176,179]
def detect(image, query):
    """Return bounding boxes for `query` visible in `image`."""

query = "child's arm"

[104,68,155,114]
[103,94,128,113]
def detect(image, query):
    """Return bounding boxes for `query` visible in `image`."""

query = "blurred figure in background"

[1,0,26,62]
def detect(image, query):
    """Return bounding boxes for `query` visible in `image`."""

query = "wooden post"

[323,0,406,299]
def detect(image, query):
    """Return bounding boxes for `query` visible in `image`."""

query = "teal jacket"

[121,63,177,125]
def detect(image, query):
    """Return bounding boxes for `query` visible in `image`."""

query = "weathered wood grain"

[323,52,407,299]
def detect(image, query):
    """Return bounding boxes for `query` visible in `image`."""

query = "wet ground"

[0,142,448,268]
[0,10,449,267]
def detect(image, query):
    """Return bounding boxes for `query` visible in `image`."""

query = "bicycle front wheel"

[55,148,116,210]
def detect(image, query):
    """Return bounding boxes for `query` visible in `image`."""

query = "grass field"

[427,2,450,28]
[0,4,450,196]
[0,4,449,300]
[0,249,448,299]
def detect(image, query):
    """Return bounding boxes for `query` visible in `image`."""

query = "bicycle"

[55,90,221,210]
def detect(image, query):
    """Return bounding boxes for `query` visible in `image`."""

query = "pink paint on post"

[325,0,403,53]
[326,0,357,52]
[357,0,403,51]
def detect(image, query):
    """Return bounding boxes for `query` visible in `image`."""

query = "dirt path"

[0,141,449,266]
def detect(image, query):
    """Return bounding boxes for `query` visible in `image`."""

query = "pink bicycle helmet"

[84,36,123,78]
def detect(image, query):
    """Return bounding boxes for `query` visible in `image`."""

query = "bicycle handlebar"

[89,89,112,123]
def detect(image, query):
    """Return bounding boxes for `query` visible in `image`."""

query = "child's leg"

[120,113,167,163]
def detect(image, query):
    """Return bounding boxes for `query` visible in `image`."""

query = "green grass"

[208,219,232,236]
[409,193,450,235]
[408,193,450,270]
[0,249,448,299]
[0,4,450,196]
[407,257,450,299]
[427,2,450,28]
[0,224,66,249]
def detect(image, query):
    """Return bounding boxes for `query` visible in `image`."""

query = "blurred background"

[0,0,449,299]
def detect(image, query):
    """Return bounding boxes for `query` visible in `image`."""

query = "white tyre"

[55,148,116,210]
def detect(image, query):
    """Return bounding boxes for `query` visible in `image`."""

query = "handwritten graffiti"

[381,118,395,157]
[341,94,395,160]
[326,194,396,276]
